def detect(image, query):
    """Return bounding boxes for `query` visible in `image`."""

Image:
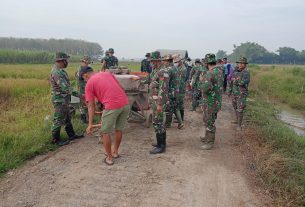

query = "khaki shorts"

[100,105,130,134]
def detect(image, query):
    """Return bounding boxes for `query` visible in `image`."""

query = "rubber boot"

[236,112,243,131]
[201,130,215,150]
[52,129,69,146]
[80,114,88,124]
[150,133,165,154]
[65,123,84,140]
[165,112,173,128]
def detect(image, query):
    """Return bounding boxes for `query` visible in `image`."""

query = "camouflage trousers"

[192,90,201,110]
[151,100,166,134]
[201,98,221,133]
[177,94,185,111]
[79,95,88,116]
[51,102,72,133]
[232,95,247,113]
[165,97,178,113]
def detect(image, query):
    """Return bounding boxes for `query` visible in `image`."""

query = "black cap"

[79,66,93,77]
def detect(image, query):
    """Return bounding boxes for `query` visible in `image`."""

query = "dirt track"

[0,97,268,207]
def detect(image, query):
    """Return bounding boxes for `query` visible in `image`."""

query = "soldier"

[190,59,207,111]
[141,53,152,73]
[163,55,184,129]
[228,57,250,131]
[147,51,170,154]
[198,53,223,150]
[50,52,84,146]
[76,55,92,123]
[173,54,187,121]
[106,48,119,69]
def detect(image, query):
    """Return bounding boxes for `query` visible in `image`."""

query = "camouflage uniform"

[75,56,92,123]
[143,51,169,154]
[190,60,207,111]
[104,48,118,69]
[228,57,250,129]
[176,62,187,120]
[50,52,83,145]
[163,56,183,129]
[198,54,223,149]
[141,53,152,73]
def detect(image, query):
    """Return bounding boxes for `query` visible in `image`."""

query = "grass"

[0,61,141,176]
[246,65,305,206]
[249,65,305,110]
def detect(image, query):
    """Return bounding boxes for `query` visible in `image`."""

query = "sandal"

[112,154,121,159]
[104,157,114,166]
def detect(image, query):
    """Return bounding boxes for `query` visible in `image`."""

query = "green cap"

[109,48,114,53]
[236,57,248,64]
[204,53,216,64]
[55,52,70,62]
[150,51,161,60]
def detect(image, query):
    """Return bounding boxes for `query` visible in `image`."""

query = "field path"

[0,97,268,207]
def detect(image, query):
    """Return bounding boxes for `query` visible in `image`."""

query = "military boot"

[65,123,84,140]
[52,129,69,146]
[150,133,165,154]
[201,130,215,150]
[165,112,173,128]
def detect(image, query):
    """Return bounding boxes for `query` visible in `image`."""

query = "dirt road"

[0,98,268,207]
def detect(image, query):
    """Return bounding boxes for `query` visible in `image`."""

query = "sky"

[0,0,305,59]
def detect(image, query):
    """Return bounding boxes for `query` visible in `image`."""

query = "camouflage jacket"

[76,66,87,95]
[229,68,250,96]
[50,65,73,103]
[198,65,223,106]
[191,65,208,91]
[149,65,169,106]
[176,64,187,98]
[103,56,118,69]
[166,64,179,99]
[141,58,152,73]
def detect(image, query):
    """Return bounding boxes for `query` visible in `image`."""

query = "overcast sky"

[0,0,305,58]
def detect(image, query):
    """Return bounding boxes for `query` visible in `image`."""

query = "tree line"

[0,49,82,64]
[216,42,305,64]
[0,37,103,57]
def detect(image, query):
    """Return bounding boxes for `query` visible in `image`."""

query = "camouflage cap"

[79,66,94,77]
[145,52,150,57]
[108,48,114,53]
[55,52,70,62]
[204,53,216,64]
[195,58,201,64]
[81,55,92,63]
[162,54,173,61]
[236,57,248,64]
[172,54,182,63]
[150,51,161,60]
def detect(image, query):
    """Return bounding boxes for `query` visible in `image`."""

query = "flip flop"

[104,157,114,166]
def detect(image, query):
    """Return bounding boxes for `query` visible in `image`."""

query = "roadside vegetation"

[0,61,141,176]
[246,64,305,206]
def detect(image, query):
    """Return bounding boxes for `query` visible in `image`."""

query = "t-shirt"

[85,72,129,110]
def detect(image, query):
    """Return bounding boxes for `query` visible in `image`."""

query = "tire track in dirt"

[0,97,268,207]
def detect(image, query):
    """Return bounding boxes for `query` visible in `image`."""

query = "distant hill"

[0,37,103,57]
